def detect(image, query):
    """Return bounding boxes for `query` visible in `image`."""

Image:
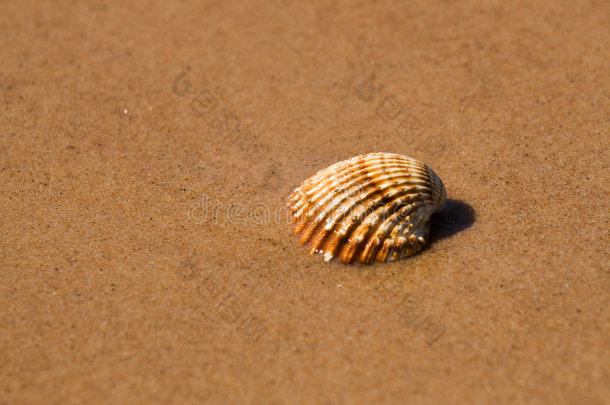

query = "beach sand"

[1,1,608,403]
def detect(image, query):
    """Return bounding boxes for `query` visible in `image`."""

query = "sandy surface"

[1,0,608,403]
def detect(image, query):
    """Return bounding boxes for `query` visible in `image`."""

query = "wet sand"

[1,1,608,403]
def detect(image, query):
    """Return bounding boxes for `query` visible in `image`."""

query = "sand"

[1,0,608,403]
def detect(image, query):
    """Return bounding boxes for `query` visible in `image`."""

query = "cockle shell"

[288,152,446,264]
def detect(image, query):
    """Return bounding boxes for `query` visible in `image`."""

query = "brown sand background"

[1,0,608,404]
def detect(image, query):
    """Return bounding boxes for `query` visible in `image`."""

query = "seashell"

[288,152,446,264]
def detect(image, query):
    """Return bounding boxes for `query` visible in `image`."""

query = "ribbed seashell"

[288,152,446,264]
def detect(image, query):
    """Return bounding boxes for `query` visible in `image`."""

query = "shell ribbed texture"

[288,152,446,264]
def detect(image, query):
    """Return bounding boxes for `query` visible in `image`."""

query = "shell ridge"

[339,195,430,263]
[319,190,425,263]
[303,157,424,201]
[295,162,432,227]
[362,200,431,263]
[288,153,446,264]
[301,172,435,252]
